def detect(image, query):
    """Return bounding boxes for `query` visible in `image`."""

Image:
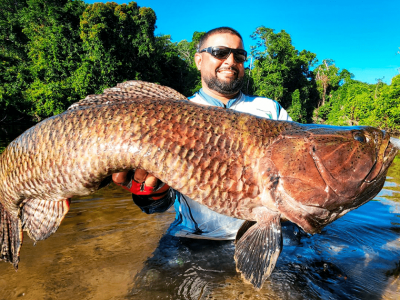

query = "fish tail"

[0,201,23,269]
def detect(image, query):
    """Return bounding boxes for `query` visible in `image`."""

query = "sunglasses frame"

[199,46,247,63]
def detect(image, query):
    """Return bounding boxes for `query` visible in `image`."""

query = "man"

[112,27,292,240]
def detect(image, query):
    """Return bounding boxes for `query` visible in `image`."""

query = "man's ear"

[194,53,202,71]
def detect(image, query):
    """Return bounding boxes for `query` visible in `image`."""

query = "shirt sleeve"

[276,101,293,121]
[132,188,176,214]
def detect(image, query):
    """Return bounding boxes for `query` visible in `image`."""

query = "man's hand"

[112,169,170,200]
[132,169,159,189]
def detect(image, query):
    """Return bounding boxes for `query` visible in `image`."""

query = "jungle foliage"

[1,0,399,133]
[1,0,196,121]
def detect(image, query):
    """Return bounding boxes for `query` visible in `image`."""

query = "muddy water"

[0,125,399,300]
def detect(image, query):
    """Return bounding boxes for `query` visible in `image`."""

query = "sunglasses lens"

[234,52,246,63]
[208,47,247,63]
[212,49,231,59]
[212,48,246,63]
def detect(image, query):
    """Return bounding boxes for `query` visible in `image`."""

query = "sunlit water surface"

[0,125,399,300]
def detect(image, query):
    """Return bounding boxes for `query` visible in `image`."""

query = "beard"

[203,67,244,95]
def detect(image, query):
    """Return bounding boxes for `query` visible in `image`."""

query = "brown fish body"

[0,98,283,218]
[0,81,398,289]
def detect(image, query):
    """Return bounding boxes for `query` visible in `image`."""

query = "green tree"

[147,34,196,96]
[0,0,88,121]
[174,31,204,95]
[0,0,32,119]
[314,59,352,107]
[76,2,158,96]
[328,80,375,126]
[1,1,189,121]
[319,75,400,133]
[20,0,87,120]
[371,75,400,132]
[312,60,354,123]
[248,26,318,122]
[288,89,307,123]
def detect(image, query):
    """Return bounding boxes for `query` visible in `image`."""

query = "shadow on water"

[0,126,399,299]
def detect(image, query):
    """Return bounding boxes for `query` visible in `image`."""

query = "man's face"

[195,33,245,97]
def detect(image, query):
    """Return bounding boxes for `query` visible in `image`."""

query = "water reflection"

[131,236,237,299]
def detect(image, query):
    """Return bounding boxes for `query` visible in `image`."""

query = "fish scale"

[0,80,398,290]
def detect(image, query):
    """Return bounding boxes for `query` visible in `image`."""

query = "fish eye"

[354,132,366,143]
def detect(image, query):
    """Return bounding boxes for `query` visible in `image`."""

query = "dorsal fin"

[68,80,187,110]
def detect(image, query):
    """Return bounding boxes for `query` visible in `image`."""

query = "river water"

[0,124,399,300]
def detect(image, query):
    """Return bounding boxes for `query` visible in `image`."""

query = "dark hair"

[197,27,244,51]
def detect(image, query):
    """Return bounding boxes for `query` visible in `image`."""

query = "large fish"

[0,81,398,289]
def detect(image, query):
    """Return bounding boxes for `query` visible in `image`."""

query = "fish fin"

[234,212,282,290]
[0,202,23,269]
[21,198,70,241]
[68,80,187,110]
[235,220,256,243]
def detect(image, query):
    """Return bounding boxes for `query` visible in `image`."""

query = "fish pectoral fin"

[235,220,257,243]
[234,211,282,290]
[21,198,71,241]
[0,202,23,269]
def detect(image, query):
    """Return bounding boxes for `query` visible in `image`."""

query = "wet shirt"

[134,89,292,240]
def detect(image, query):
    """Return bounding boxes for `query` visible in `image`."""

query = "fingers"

[133,169,148,182]
[134,169,158,187]
[113,169,168,199]
[112,172,128,184]
[145,175,159,187]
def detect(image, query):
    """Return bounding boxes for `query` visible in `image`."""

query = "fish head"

[261,124,398,234]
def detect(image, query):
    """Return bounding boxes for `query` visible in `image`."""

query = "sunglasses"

[199,46,247,63]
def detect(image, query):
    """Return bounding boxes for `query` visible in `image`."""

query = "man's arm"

[112,169,175,214]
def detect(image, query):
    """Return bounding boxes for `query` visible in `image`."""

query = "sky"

[86,0,400,85]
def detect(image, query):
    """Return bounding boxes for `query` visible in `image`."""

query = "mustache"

[216,66,239,73]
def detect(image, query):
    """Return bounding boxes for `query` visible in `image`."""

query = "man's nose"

[223,52,236,64]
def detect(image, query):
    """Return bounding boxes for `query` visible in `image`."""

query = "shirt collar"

[198,88,242,109]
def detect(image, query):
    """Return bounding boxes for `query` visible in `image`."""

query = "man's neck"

[201,85,240,105]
